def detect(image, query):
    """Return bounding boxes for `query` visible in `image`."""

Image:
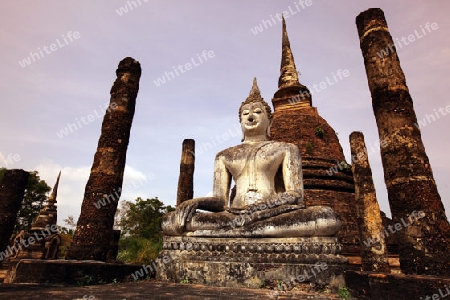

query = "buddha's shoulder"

[215,145,242,159]
[215,141,298,159]
[266,141,298,149]
[263,141,300,154]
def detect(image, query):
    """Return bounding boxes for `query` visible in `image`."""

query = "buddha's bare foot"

[176,200,198,226]
[162,200,199,235]
[226,207,249,215]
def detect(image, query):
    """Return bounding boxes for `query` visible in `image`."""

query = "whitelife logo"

[18,31,81,68]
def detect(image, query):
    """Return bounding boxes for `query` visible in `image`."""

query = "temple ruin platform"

[157,236,350,288]
[4,259,142,284]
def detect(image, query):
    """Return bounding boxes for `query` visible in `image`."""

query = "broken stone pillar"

[66,57,141,261]
[350,132,390,273]
[356,8,450,275]
[176,139,195,206]
[0,169,29,259]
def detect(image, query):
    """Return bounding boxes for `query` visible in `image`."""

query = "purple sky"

[1,0,449,226]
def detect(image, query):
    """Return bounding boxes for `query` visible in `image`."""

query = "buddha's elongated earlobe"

[266,118,273,139]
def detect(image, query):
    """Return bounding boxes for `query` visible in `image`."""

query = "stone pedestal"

[157,236,348,288]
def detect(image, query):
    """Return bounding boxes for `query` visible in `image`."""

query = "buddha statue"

[162,78,341,238]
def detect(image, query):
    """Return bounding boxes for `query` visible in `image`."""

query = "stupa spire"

[273,15,311,109]
[278,15,301,89]
[48,171,61,204]
[31,171,60,231]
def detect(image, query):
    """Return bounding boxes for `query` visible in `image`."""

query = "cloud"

[34,160,151,224]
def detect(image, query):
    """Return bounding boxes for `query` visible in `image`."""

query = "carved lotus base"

[156,236,349,288]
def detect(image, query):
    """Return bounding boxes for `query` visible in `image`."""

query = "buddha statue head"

[239,78,273,142]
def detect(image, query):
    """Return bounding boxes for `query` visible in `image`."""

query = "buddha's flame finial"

[249,77,261,98]
[239,78,272,122]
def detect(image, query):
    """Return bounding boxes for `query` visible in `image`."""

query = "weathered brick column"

[350,132,390,273]
[356,8,450,275]
[66,57,141,261]
[176,139,195,206]
[0,169,29,257]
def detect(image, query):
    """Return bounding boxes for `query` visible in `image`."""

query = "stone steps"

[347,255,402,273]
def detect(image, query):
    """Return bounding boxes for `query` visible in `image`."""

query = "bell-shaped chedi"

[270,16,358,254]
[11,172,62,261]
[31,171,60,231]
[30,171,61,259]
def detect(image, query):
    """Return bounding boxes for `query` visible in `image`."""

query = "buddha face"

[240,102,271,140]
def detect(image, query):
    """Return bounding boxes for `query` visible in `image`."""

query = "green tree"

[116,197,174,264]
[58,215,77,258]
[0,168,51,235]
[17,171,51,234]
[58,215,76,235]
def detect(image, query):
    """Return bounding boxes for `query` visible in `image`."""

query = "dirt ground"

[0,280,342,300]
